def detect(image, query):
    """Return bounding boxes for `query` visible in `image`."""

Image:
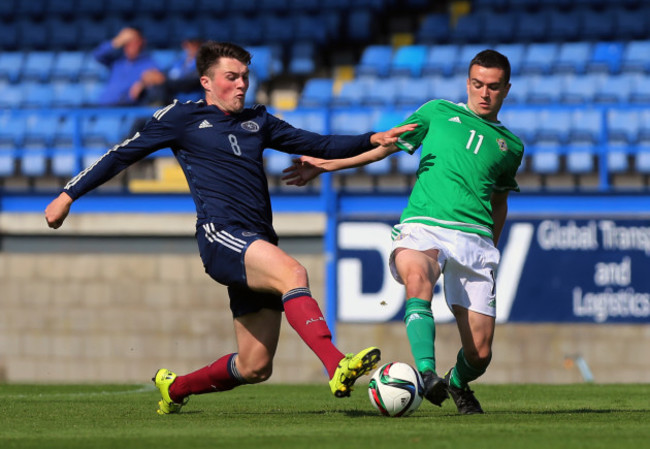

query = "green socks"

[448,348,489,389]
[404,298,436,374]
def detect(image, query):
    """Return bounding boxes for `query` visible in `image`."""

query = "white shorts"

[389,223,500,317]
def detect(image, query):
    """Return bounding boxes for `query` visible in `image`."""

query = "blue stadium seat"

[136,0,169,17]
[248,46,277,82]
[588,41,625,74]
[394,76,433,107]
[521,43,559,75]
[503,75,529,105]
[346,9,373,42]
[81,80,105,106]
[17,18,49,50]
[51,51,85,82]
[231,15,264,46]
[22,51,56,82]
[0,21,19,51]
[47,17,79,50]
[530,142,561,175]
[606,109,640,144]
[0,113,26,149]
[151,49,181,73]
[299,78,334,107]
[289,0,321,13]
[534,109,572,145]
[330,109,375,134]
[613,7,647,41]
[499,108,537,145]
[525,75,567,105]
[76,0,106,18]
[629,75,650,103]
[262,15,294,46]
[0,83,24,109]
[514,11,549,43]
[554,42,591,75]
[593,73,638,104]
[481,11,518,43]
[293,13,328,45]
[277,108,329,134]
[288,42,316,75]
[494,43,525,76]
[570,109,603,144]
[195,0,228,15]
[361,78,400,107]
[78,17,111,49]
[197,16,231,42]
[621,40,650,73]
[605,142,631,174]
[78,54,109,82]
[357,45,393,78]
[429,75,467,104]
[373,109,410,131]
[417,13,451,44]
[22,82,55,109]
[637,109,650,144]
[422,44,458,77]
[82,114,128,148]
[52,82,85,108]
[566,142,597,175]
[259,0,290,13]
[634,144,650,174]
[0,52,25,83]
[331,79,367,108]
[580,8,615,41]
[390,45,428,78]
[562,73,604,104]
[264,150,293,176]
[140,16,172,49]
[15,0,46,20]
[396,149,421,174]
[450,14,484,44]
[454,44,488,75]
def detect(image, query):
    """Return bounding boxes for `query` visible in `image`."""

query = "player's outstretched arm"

[282,123,417,186]
[45,192,73,229]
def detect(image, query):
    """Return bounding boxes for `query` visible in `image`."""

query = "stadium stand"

[2,0,650,191]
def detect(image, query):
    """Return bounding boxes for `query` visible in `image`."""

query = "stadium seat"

[0,83,24,109]
[151,49,181,73]
[498,108,537,145]
[264,150,293,176]
[417,13,451,44]
[361,78,400,107]
[22,82,55,109]
[637,109,650,144]
[429,75,467,104]
[330,109,375,134]
[390,45,428,78]
[52,82,85,108]
[0,113,26,148]
[521,43,559,75]
[394,76,433,107]
[562,73,604,104]
[194,0,228,15]
[78,54,109,81]
[629,75,650,104]
[357,45,393,78]
[554,42,591,75]
[503,75,529,105]
[396,149,421,174]
[534,109,572,145]
[82,114,128,148]
[453,44,488,75]
[494,43,525,76]
[566,142,597,175]
[248,46,276,82]
[514,11,549,43]
[136,0,169,17]
[17,18,49,50]
[288,42,316,75]
[613,7,647,41]
[593,73,638,104]
[525,74,567,105]
[481,11,518,43]
[373,109,410,131]
[21,51,56,82]
[46,17,79,51]
[606,109,640,144]
[605,142,631,174]
[570,109,603,144]
[422,44,458,77]
[634,144,650,174]
[530,142,561,175]
[299,78,334,108]
[197,16,232,43]
[580,9,615,41]
[588,41,625,74]
[331,79,367,108]
[346,9,373,42]
[51,51,85,82]
[293,13,328,45]
[0,52,25,83]
[450,14,484,44]
[621,40,650,73]
[78,17,111,49]
[262,15,294,46]
[277,108,329,134]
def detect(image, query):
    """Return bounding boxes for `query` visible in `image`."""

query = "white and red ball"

[368,362,424,417]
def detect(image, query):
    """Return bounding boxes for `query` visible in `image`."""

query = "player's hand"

[45,192,73,229]
[282,156,325,187]
[370,123,417,147]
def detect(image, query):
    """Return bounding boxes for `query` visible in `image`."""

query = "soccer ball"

[368,362,424,417]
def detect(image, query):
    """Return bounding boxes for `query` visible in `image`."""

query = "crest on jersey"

[497,138,508,152]
[241,121,260,132]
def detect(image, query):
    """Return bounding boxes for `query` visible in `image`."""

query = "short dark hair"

[469,49,511,84]
[196,41,252,77]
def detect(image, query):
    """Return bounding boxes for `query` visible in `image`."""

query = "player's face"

[201,57,250,114]
[466,65,510,122]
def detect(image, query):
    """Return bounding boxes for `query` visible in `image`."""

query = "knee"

[463,346,492,370]
[404,272,434,299]
[239,361,273,384]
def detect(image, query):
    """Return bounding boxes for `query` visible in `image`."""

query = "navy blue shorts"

[196,222,283,318]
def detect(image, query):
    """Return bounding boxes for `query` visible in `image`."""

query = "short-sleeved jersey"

[395,100,524,239]
[64,100,374,239]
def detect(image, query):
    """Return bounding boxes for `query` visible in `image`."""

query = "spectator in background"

[92,27,159,106]
[130,36,204,106]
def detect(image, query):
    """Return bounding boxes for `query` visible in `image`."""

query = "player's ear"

[200,76,211,91]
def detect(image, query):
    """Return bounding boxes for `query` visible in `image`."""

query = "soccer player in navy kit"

[45,41,414,414]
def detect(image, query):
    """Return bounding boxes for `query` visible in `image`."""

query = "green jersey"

[395,100,524,239]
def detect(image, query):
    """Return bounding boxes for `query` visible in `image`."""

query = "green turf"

[1,383,648,449]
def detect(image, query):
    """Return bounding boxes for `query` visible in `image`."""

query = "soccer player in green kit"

[283,50,523,414]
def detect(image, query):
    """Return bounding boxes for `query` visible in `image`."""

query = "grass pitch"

[1,383,648,449]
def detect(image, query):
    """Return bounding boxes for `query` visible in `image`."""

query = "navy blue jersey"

[64,100,374,238]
